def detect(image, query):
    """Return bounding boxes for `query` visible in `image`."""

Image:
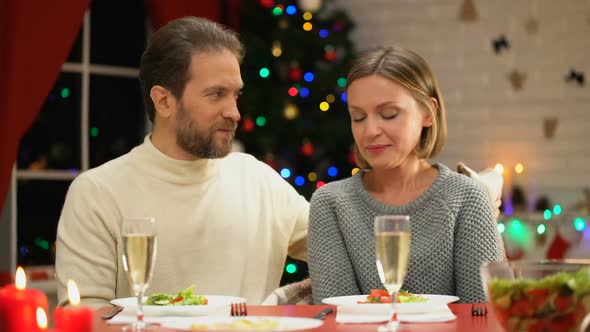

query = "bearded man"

[55,17,308,309]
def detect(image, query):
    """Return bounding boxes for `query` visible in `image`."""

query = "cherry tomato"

[527,288,549,307]
[369,289,389,298]
[379,296,392,303]
[511,299,533,317]
[554,296,573,311]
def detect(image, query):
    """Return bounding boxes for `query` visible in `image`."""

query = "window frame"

[8,10,145,274]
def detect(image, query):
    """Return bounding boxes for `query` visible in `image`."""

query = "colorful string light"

[280,168,291,179]
[328,166,338,177]
[308,172,318,181]
[259,68,270,78]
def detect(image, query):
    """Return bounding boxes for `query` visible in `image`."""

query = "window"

[12,0,147,268]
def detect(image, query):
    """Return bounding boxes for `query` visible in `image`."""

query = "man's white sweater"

[56,136,309,308]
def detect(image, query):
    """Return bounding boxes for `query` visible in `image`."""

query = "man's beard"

[175,104,236,159]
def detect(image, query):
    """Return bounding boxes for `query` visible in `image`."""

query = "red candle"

[0,267,49,332]
[54,280,94,332]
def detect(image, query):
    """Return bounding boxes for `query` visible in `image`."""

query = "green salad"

[145,285,208,306]
[398,290,428,303]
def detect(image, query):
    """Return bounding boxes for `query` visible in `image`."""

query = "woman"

[308,46,504,304]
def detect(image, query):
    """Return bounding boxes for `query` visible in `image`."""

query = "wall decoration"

[525,17,539,34]
[492,35,510,54]
[459,0,478,22]
[508,70,526,91]
[565,69,585,86]
[543,116,559,140]
[525,0,539,34]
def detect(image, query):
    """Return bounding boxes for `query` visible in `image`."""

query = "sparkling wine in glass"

[121,217,157,331]
[375,215,411,332]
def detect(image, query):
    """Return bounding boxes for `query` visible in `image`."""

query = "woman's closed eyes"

[351,112,398,122]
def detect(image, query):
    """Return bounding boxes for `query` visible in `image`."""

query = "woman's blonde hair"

[347,46,447,169]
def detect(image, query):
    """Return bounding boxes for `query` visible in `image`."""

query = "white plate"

[161,316,324,331]
[111,295,246,317]
[322,294,459,314]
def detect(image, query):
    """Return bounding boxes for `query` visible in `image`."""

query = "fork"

[471,303,487,317]
[101,305,124,320]
[231,302,247,316]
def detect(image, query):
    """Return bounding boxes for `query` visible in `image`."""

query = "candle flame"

[36,307,48,329]
[494,163,504,175]
[515,163,524,174]
[15,266,26,290]
[67,279,81,305]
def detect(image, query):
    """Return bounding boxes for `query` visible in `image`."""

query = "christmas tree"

[238,0,356,201]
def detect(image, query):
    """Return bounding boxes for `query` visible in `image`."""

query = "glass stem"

[136,288,145,327]
[389,291,399,328]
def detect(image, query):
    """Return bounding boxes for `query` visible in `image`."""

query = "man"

[55,16,309,309]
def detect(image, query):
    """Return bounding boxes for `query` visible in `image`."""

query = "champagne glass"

[121,217,158,331]
[374,215,411,332]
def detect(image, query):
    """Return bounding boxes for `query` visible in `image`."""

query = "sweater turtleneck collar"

[130,135,218,185]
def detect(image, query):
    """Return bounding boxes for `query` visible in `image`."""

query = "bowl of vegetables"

[480,260,590,332]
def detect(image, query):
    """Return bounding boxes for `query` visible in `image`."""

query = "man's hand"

[457,162,503,219]
[492,192,502,219]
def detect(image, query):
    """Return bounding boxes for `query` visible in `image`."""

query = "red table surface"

[95,303,503,332]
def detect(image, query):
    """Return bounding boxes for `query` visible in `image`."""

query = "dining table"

[95,303,504,331]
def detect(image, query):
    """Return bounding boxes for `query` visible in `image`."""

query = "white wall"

[330,0,590,208]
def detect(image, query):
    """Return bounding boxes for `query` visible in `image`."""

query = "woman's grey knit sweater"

[308,163,505,304]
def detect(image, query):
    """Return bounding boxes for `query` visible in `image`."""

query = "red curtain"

[145,0,240,30]
[0,0,90,207]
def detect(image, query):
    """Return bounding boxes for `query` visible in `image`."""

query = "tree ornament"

[287,61,303,82]
[288,65,303,81]
[242,118,255,132]
[259,0,274,9]
[301,139,314,156]
[324,50,336,62]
